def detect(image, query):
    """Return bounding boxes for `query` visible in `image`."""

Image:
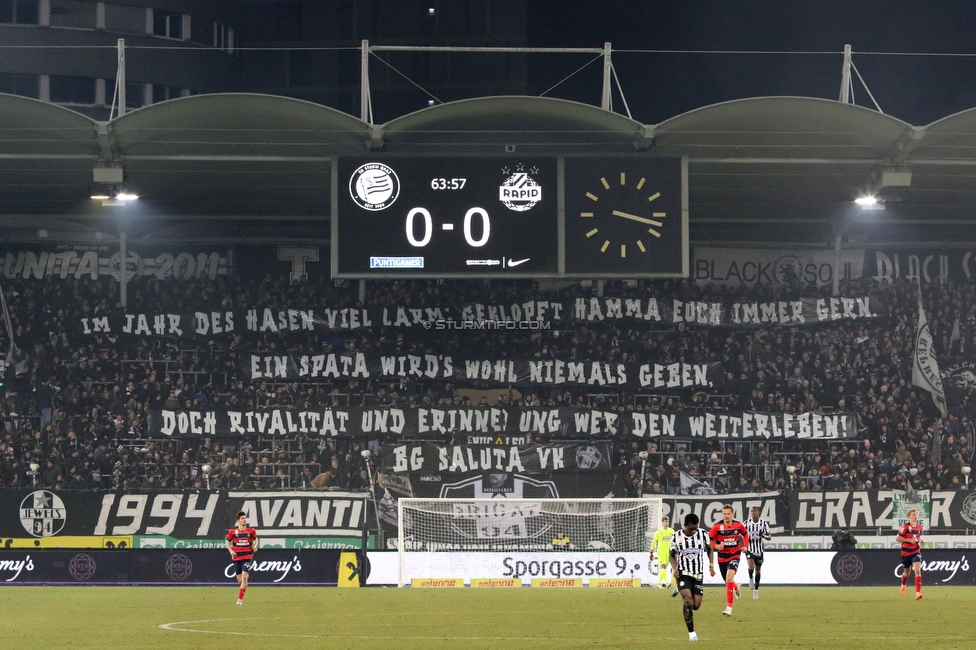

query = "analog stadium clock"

[563,157,687,277]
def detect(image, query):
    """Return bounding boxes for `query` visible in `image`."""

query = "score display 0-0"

[333,156,686,278]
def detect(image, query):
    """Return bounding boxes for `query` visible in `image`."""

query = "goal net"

[397,498,663,586]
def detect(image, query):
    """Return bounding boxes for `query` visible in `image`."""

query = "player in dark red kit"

[709,504,749,617]
[226,510,257,605]
[895,507,924,600]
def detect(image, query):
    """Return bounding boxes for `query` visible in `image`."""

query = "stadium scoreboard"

[332,155,687,279]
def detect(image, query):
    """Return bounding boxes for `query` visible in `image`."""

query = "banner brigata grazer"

[789,490,976,532]
[147,407,857,440]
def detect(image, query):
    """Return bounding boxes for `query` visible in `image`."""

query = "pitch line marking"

[159,620,967,643]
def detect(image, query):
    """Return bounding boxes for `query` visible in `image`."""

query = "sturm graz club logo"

[499,163,542,212]
[20,490,67,537]
[575,446,605,470]
[349,162,400,211]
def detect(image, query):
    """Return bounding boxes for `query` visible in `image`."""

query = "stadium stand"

[0,273,971,496]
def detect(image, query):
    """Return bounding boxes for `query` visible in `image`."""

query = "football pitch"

[2,585,973,649]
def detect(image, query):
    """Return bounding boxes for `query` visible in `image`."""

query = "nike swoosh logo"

[508,258,530,267]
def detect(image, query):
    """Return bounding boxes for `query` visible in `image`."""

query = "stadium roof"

[1,91,975,247]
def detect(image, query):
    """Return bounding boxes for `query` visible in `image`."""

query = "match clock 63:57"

[334,157,559,277]
[563,156,687,277]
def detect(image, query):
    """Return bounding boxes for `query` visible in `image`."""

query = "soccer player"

[226,510,258,605]
[709,504,749,617]
[744,506,771,599]
[551,530,570,551]
[651,515,676,588]
[895,507,924,600]
[669,513,715,642]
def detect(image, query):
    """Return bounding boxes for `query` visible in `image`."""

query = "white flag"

[913,292,949,418]
[951,316,962,353]
[679,471,717,495]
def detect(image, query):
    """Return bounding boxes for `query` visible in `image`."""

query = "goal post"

[397,498,663,586]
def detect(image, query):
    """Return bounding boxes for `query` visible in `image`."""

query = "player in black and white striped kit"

[744,506,771,599]
[669,513,715,642]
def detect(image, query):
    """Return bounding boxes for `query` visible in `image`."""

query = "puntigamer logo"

[20,490,67,537]
[349,162,400,211]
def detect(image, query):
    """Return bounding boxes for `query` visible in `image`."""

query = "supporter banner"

[381,442,614,474]
[73,294,883,337]
[0,245,232,281]
[244,352,720,389]
[692,247,865,286]
[660,492,787,531]
[0,549,341,585]
[830,549,976,586]
[147,407,856,440]
[790,490,976,532]
[406,470,619,500]
[1,489,367,540]
[864,248,976,284]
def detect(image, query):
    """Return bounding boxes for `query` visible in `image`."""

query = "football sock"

[682,605,695,632]
[748,568,754,581]
[901,573,909,587]
[915,575,922,593]
[238,587,246,600]
[754,572,761,589]
[726,582,734,606]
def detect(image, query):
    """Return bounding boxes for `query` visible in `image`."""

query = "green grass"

[1,586,972,649]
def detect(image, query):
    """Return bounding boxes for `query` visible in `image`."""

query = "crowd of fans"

[0,271,973,496]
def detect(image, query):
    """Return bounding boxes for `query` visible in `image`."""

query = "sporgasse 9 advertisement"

[373,550,976,586]
[395,551,835,586]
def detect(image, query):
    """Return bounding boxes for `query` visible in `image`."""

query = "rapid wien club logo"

[499,163,542,212]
